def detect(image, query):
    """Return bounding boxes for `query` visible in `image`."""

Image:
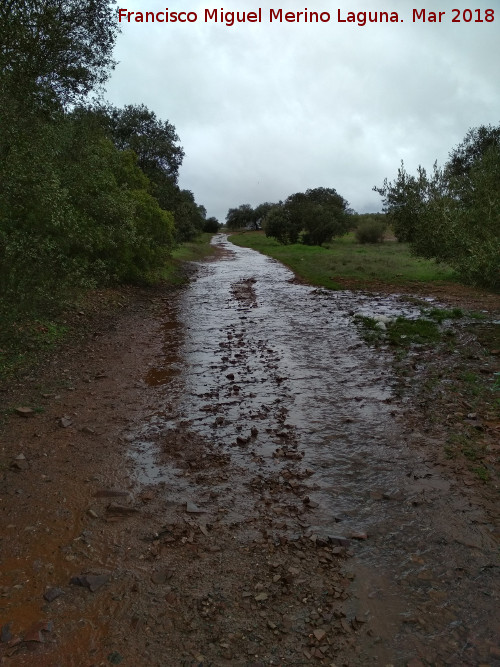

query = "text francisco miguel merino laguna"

[118,8,459,26]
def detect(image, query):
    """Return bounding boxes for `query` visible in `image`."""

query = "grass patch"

[424,307,463,322]
[229,231,456,288]
[172,233,216,262]
[161,234,217,285]
[388,317,442,346]
[473,465,490,482]
[354,315,442,347]
[0,319,68,381]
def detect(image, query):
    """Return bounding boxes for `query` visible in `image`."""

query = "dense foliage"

[355,216,387,244]
[227,187,351,246]
[0,0,210,349]
[375,125,500,289]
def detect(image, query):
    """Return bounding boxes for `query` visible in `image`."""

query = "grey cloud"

[107,0,500,220]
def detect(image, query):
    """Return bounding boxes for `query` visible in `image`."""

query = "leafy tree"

[0,0,119,108]
[263,205,299,244]
[355,216,387,243]
[373,162,428,242]
[375,124,500,289]
[446,124,500,179]
[103,104,210,242]
[203,217,220,233]
[226,204,255,230]
[251,202,274,229]
[173,189,206,242]
[106,104,184,186]
[287,187,350,245]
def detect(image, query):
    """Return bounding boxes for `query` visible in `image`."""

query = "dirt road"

[1,234,499,666]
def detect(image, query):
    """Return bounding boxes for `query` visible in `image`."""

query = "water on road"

[133,234,499,665]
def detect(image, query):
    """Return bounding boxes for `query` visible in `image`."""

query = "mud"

[0,234,499,666]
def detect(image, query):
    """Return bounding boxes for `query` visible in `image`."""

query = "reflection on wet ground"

[130,234,499,665]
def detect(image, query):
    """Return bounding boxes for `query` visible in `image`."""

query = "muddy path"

[0,234,499,666]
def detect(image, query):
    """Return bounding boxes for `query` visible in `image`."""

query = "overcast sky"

[105,0,499,221]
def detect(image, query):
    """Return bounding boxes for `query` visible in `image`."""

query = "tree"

[225,204,255,230]
[106,104,184,186]
[373,162,428,242]
[446,124,500,179]
[253,202,275,229]
[173,189,206,242]
[203,217,220,233]
[285,187,350,245]
[263,205,298,244]
[0,0,119,108]
[101,104,210,242]
[374,124,500,289]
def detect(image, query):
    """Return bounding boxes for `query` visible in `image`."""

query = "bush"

[203,217,220,233]
[355,218,387,243]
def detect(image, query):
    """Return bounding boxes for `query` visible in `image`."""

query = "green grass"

[424,307,463,322]
[354,315,442,347]
[229,231,456,288]
[172,233,216,262]
[161,233,217,285]
[387,317,442,346]
[0,319,68,381]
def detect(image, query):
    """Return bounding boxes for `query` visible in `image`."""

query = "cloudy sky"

[105,0,499,221]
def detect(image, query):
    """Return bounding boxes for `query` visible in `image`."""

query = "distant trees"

[263,205,297,244]
[375,124,500,288]
[227,187,350,246]
[286,187,351,245]
[226,204,255,230]
[203,217,220,233]
[355,216,387,244]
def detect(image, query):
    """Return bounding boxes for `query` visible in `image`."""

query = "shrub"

[355,218,387,243]
[203,217,220,233]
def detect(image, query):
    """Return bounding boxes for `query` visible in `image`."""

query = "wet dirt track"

[1,234,499,666]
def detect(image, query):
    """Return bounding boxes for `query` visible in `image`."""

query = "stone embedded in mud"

[23,620,54,643]
[313,628,326,641]
[93,489,130,498]
[106,503,139,515]
[382,488,404,501]
[1,623,12,643]
[151,569,174,585]
[328,536,350,547]
[14,407,34,417]
[10,459,29,471]
[186,502,206,514]
[43,587,64,603]
[350,531,368,540]
[70,573,110,592]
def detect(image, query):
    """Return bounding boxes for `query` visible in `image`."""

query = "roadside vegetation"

[0,1,219,382]
[227,124,499,291]
[374,124,499,290]
[230,230,455,289]
[353,305,499,481]
[0,234,215,382]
